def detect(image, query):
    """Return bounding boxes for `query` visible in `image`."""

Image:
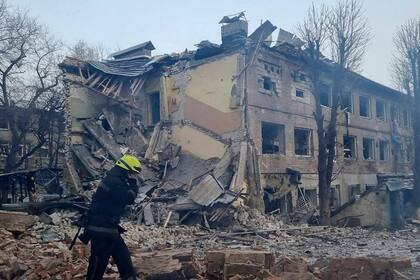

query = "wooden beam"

[88,74,102,88]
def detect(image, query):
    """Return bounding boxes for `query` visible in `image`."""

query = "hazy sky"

[12,0,420,88]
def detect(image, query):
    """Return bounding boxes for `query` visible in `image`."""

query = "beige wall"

[69,85,109,133]
[164,54,242,136]
[171,124,226,160]
[331,189,391,227]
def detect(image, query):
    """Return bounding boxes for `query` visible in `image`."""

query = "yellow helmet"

[115,154,142,173]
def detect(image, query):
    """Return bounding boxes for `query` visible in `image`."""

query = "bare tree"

[391,17,420,207]
[298,0,370,225]
[298,3,332,225]
[0,0,64,172]
[69,40,107,61]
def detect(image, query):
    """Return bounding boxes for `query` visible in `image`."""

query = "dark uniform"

[85,166,139,280]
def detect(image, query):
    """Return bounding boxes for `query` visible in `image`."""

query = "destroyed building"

[59,14,414,226]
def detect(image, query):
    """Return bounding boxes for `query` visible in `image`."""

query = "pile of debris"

[67,100,243,228]
[1,207,420,279]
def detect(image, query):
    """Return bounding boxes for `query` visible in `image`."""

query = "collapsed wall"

[59,40,266,227]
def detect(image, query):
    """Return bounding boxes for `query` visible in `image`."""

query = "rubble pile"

[1,208,420,279]
[0,227,88,280]
[64,98,243,229]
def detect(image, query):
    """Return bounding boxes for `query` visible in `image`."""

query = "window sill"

[344,158,357,161]
[292,97,310,105]
[295,155,312,158]
[258,89,278,96]
[262,153,286,157]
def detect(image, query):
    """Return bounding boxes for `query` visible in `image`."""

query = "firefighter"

[84,154,141,280]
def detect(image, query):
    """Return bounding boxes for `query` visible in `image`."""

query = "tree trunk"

[413,87,420,208]
[4,117,21,173]
[318,132,331,225]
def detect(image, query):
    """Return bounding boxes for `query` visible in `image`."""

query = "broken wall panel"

[71,144,101,178]
[331,188,391,227]
[68,85,109,133]
[165,53,242,136]
[171,124,226,160]
[188,175,224,206]
[82,119,123,161]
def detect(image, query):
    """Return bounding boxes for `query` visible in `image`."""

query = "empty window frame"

[403,110,409,127]
[359,95,371,117]
[362,138,374,160]
[294,128,311,156]
[394,143,404,162]
[17,145,26,157]
[343,135,357,159]
[376,100,386,121]
[295,89,305,98]
[350,185,361,198]
[406,144,412,162]
[148,92,161,125]
[341,92,353,113]
[379,140,389,161]
[0,143,9,157]
[391,106,400,124]
[259,76,277,94]
[262,76,273,91]
[319,84,331,107]
[261,122,285,155]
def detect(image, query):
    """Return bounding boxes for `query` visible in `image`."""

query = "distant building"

[0,106,65,171]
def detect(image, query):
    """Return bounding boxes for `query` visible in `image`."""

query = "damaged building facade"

[0,106,65,171]
[59,14,414,226]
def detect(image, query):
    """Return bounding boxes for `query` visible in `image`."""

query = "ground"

[1,207,420,279]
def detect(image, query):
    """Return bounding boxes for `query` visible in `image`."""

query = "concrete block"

[224,263,262,279]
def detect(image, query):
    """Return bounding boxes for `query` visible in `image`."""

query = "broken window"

[17,145,26,157]
[261,122,285,155]
[341,92,353,113]
[295,89,305,98]
[319,84,331,107]
[406,144,412,162]
[350,185,361,198]
[294,128,311,156]
[359,95,371,117]
[0,143,9,157]
[376,100,386,121]
[148,92,161,125]
[330,186,340,210]
[403,110,409,127]
[0,116,8,130]
[391,106,400,124]
[260,76,277,94]
[343,135,357,159]
[362,138,374,160]
[263,76,273,91]
[379,140,389,161]
[394,143,404,162]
